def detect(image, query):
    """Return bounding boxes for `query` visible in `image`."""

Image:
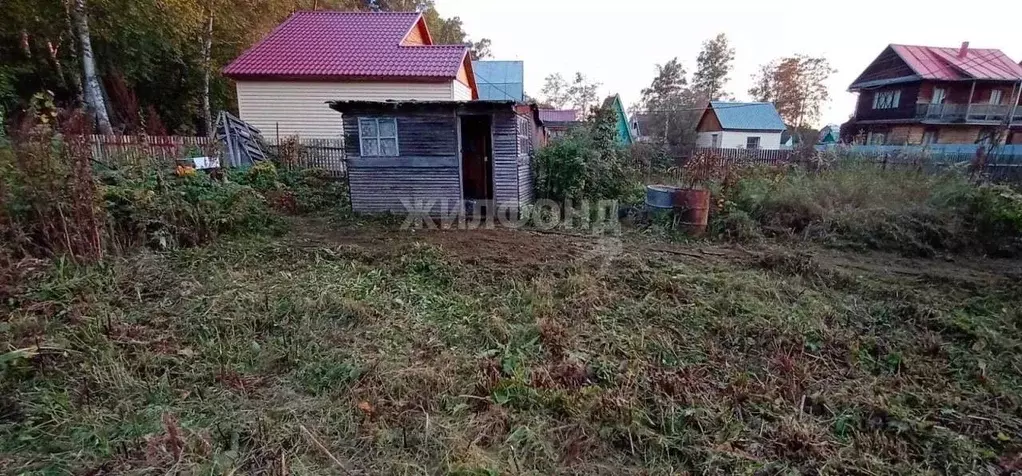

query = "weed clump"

[711,164,1022,256]
[2,122,347,258]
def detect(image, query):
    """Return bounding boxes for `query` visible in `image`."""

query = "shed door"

[461,115,493,201]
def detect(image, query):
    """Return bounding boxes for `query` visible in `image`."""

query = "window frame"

[931,88,946,105]
[746,136,761,149]
[711,133,720,148]
[357,117,400,157]
[990,90,1004,105]
[873,90,902,110]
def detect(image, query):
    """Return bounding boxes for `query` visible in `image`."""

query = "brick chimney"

[958,41,970,58]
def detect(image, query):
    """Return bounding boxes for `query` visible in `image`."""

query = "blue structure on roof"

[709,101,786,131]
[472,61,525,102]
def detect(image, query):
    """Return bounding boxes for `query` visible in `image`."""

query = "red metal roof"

[539,109,580,123]
[891,44,1022,81]
[223,11,469,81]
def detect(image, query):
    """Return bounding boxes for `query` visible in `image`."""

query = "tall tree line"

[0,0,491,135]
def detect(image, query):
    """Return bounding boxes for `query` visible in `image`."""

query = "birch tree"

[201,3,214,136]
[692,33,735,102]
[70,0,112,134]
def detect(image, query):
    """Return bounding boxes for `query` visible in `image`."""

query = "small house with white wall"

[223,11,478,141]
[695,101,786,149]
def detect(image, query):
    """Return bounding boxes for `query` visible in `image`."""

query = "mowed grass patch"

[2,222,1022,475]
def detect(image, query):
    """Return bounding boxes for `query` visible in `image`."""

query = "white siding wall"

[452,81,473,101]
[696,131,784,150]
[236,81,459,140]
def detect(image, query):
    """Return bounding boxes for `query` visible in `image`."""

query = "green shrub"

[102,169,281,249]
[534,107,630,203]
[228,162,348,214]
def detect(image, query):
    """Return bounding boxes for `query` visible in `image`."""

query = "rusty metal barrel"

[673,188,710,236]
[645,185,710,236]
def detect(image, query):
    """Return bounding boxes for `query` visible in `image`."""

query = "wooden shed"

[328,100,539,215]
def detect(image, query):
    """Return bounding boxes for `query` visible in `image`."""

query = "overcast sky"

[436,0,1022,127]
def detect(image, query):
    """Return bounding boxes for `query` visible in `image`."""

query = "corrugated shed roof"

[710,102,786,131]
[223,11,468,80]
[890,44,1022,81]
[472,61,524,101]
[539,109,580,123]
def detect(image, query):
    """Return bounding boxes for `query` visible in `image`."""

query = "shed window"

[746,136,761,149]
[358,118,399,157]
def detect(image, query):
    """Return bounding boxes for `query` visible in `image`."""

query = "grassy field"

[3,215,1022,475]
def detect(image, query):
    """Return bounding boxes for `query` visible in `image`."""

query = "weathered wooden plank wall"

[342,114,457,157]
[492,111,520,206]
[516,113,535,205]
[343,114,461,213]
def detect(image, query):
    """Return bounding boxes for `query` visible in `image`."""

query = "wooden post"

[967,81,977,120]
[1009,80,1021,127]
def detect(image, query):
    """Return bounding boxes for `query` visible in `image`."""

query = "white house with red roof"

[848,43,1022,145]
[223,11,478,141]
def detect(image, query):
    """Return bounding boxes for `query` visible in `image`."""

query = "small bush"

[229,162,348,214]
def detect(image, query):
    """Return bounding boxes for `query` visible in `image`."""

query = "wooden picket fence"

[89,134,213,166]
[689,147,794,165]
[266,138,346,178]
[648,145,1022,184]
[86,134,347,176]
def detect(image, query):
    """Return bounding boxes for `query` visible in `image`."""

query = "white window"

[931,88,946,104]
[873,90,902,110]
[867,131,887,145]
[746,136,761,149]
[711,134,720,148]
[358,118,399,157]
[922,130,938,145]
[990,90,1003,104]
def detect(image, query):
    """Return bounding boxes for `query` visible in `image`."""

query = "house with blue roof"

[472,60,524,102]
[695,101,787,150]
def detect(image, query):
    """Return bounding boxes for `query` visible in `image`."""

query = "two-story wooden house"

[847,43,1022,146]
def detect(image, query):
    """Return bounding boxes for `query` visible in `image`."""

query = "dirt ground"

[289,216,1021,289]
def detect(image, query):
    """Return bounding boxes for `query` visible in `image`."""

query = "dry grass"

[2,216,1022,475]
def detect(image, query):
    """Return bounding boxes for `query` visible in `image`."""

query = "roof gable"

[223,11,469,81]
[602,94,634,145]
[849,46,918,89]
[707,101,786,131]
[851,44,1022,88]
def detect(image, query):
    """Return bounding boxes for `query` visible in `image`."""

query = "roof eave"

[716,128,786,133]
[223,73,456,82]
[849,75,922,91]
